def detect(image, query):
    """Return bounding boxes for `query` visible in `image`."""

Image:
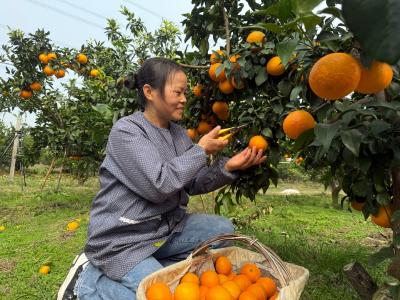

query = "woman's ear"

[142,84,154,103]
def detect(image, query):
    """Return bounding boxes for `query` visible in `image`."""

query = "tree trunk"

[343,261,378,299]
[388,167,400,281]
[331,177,342,208]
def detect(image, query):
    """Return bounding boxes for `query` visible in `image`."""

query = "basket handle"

[191,233,293,287]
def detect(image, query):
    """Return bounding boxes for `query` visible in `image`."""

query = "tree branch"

[219,0,231,56]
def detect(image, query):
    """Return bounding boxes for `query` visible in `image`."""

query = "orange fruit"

[229,54,240,63]
[181,272,200,285]
[231,76,244,89]
[193,84,203,97]
[355,61,393,94]
[55,69,66,78]
[146,282,173,300]
[43,65,55,76]
[222,281,241,299]
[215,256,233,276]
[200,285,209,300]
[20,90,32,99]
[232,274,252,292]
[174,282,200,300]
[238,291,258,300]
[89,69,100,77]
[205,285,232,300]
[210,50,225,64]
[371,205,393,228]
[66,221,80,231]
[219,80,234,94]
[266,56,285,76]
[218,274,229,284]
[351,201,365,211]
[212,101,228,117]
[187,128,198,140]
[248,135,268,151]
[47,52,57,61]
[246,31,265,43]
[197,121,212,135]
[257,277,277,298]
[209,63,226,82]
[269,291,279,300]
[240,263,261,283]
[30,82,42,91]
[227,273,236,280]
[245,283,266,300]
[282,110,316,140]
[39,265,50,275]
[200,270,220,288]
[308,52,361,100]
[38,53,49,64]
[76,53,88,64]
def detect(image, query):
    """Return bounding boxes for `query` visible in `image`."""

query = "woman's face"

[147,70,188,123]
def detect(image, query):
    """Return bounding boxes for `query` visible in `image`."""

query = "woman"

[58,57,266,299]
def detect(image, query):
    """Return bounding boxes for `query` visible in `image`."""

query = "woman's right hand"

[197,126,228,155]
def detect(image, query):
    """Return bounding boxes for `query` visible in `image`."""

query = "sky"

[0,0,194,127]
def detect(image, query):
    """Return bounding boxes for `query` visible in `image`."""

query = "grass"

[0,171,392,299]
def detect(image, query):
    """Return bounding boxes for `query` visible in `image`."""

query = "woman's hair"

[124,57,184,110]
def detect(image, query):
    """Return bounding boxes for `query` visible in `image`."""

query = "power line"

[24,0,104,30]
[52,0,108,21]
[122,0,165,20]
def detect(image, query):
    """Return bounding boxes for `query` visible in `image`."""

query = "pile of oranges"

[146,256,279,300]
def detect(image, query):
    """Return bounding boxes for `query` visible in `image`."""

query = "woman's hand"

[224,147,267,172]
[197,126,229,155]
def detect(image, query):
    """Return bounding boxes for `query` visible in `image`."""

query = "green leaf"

[391,210,400,223]
[314,121,341,152]
[255,68,268,86]
[276,39,299,66]
[298,14,322,32]
[393,236,400,247]
[258,23,283,34]
[277,80,292,96]
[290,86,302,101]
[341,129,363,157]
[317,7,343,20]
[279,0,297,22]
[297,0,324,15]
[370,119,391,136]
[369,246,395,266]
[261,128,273,138]
[199,38,209,55]
[293,128,315,152]
[342,0,400,64]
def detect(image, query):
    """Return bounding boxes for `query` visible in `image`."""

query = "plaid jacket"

[85,111,238,280]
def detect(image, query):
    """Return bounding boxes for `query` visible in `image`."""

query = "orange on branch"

[248,135,268,151]
[371,205,393,228]
[231,76,245,89]
[174,282,200,300]
[89,69,100,77]
[187,128,198,140]
[282,110,316,140]
[246,31,265,43]
[20,90,32,99]
[240,263,261,283]
[146,282,173,300]
[38,53,49,64]
[355,61,393,94]
[210,50,225,64]
[209,63,226,82]
[197,121,212,135]
[30,82,42,91]
[192,84,203,97]
[47,52,57,61]
[43,65,55,76]
[55,69,66,78]
[219,79,234,94]
[76,53,88,64]
[308,52,361,100]
[266,56,285,76]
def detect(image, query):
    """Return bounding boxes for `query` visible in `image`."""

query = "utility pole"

[9,114,22,181]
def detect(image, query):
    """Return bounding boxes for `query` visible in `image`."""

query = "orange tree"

[180,0,400,296]
[0,7,181,183]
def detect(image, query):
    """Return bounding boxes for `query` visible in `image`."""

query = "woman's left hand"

[224,147,267,172]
